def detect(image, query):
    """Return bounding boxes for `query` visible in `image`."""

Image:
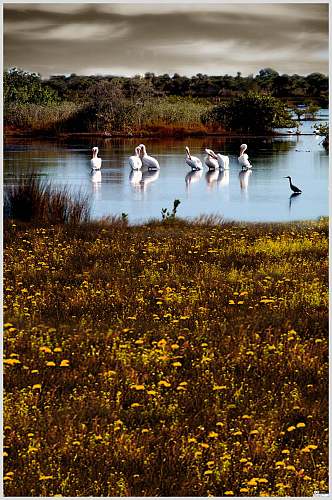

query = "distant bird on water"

[238,144,252,169]
[91,146,102,170]
[139,144,160,171]
[185,146,202,170]
[284,176,302,193]
[129,146,142,170]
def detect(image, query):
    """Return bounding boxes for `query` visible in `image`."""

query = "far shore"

[4,126,313,140]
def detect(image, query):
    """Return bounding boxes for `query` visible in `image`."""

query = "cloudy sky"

[4,2,329,78]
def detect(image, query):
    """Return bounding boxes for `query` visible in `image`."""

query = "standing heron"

[139,144,160,171]
[91,146,102,170]
[185,146,202,170]
[284,176,302,193]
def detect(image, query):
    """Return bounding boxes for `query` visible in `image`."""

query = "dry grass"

[4,217,328,496]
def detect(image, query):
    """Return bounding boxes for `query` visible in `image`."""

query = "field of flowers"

[3,217,328,496]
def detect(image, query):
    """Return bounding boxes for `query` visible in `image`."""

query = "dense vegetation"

[4,211,328,496]
[4,67,328,136]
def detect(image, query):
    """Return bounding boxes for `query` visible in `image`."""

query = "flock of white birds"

[90,143,302,193]
[91,143,251,172]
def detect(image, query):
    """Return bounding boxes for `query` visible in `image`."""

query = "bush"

[202,92,295,133]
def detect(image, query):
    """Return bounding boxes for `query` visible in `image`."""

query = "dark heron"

[284,176,302,194]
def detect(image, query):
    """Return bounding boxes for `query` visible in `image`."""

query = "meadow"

[3,215,328,497]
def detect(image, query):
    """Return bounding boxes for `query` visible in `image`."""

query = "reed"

[4,174,90,225]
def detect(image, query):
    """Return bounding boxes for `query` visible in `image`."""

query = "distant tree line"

[4,67,328,106]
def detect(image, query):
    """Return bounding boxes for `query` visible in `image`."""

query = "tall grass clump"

[4,102,80,133]
[4,174,90,224]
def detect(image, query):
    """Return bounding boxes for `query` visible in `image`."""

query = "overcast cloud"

[4,3,328,77]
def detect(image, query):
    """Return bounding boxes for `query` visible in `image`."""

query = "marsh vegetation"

[4,213,328,496]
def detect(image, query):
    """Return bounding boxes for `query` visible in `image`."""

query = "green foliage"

[161,199,181,221]
[4,68,59,105]
[202,93,295,133]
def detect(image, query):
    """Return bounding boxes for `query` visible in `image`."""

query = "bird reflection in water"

[218,169,229,187]
[289,192,301,212]
[239,168,252,198]
[139,169,160,191]
[90,170,102,197]
[129,169,143,190]
[205,169,219,190]
[185,169,203,192]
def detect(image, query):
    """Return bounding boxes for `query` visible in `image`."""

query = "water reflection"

[90,170,102,197]
[129,169,143,188]
[239,169,252,192]
[289,192,302,212]
[140,169,160,192]
[185,169,203,190]
[218,169,229,187]
[205,169,219,190]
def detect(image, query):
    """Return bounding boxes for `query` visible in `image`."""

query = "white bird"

[129,146,142,170]
[139,144,160,171]
[238,144,252,169]
[205,148,229,169]
[204,149,219,170]
[91,146,102,170]
[185,146,202,170]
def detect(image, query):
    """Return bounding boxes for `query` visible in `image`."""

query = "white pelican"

[205,148,229,169]
[139,144,160,171]
[284,176,302,193]
[238,144,252,169]
[204,149,219,170]
[185,146,202,170]
[91,146,102,170]
[129,146,142,170]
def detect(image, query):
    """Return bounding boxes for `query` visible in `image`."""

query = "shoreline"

[4,129,316,140]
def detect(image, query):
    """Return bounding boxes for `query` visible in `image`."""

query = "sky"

[3,2,329,78]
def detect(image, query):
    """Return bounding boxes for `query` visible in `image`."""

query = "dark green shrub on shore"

[202,93,295,133]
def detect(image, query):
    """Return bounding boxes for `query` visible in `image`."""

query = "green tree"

[202,92,294,133]
[4,67,59,105]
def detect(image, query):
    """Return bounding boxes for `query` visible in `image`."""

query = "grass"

[4,97,216,137]
[4,174,90,225]
[3,216,328,496]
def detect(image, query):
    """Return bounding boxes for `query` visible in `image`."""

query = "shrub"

[202,92,295,133]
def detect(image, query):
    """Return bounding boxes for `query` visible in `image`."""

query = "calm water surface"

[4,116,329,224]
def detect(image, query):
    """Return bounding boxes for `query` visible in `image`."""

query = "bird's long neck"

[93,149,98,158]
[288,177,292,186]
[186,148,191,159]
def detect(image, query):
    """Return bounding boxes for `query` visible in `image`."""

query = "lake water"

[4,113,329,224]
